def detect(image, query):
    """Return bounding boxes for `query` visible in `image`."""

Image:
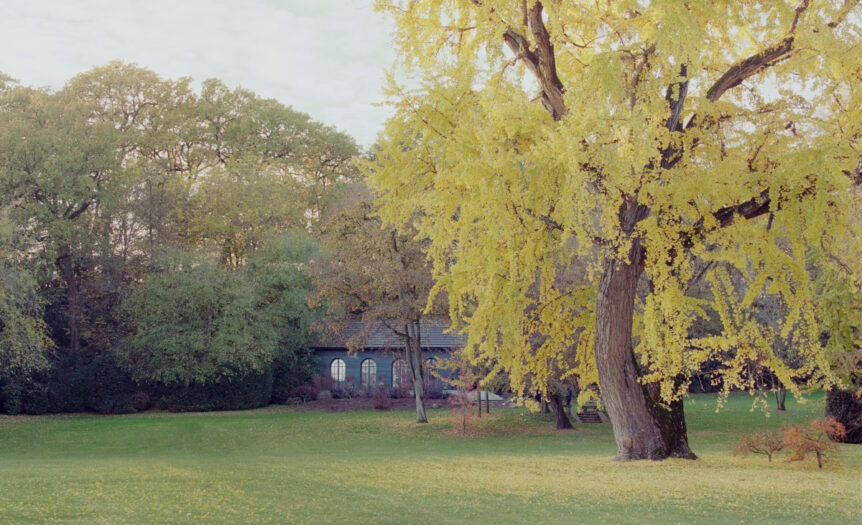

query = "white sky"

[0,0,396,147]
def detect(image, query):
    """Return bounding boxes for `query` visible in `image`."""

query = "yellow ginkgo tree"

[368,0,862,460]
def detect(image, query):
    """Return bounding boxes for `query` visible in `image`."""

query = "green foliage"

[0,210,51,382]
[812,252,862,385]
[0,61,359,414]
[154,367,275,412]
[120,252,278,387]
[246,232,321,404]
[0,267,51,378]
[247,232,320,351]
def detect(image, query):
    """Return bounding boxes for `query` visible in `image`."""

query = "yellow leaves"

[372,0,861,409]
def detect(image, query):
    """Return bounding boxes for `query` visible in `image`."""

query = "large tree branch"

[501,1,567,120]
[712,188,772,227]
[705,0,810,103]
[64,199,94,221]
[659,65,690,170]
[705,37,796,103]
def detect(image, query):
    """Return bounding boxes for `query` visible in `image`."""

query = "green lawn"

[0,393,859,524]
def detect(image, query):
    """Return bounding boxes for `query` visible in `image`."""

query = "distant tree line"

[0,62,359,414]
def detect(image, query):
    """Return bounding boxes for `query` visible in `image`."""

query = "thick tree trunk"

[550,392,574,430]
[594,238,695,460]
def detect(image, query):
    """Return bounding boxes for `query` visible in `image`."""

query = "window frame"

[360,358,377,389]
[330,358,346,385]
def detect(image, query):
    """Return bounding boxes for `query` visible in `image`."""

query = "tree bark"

[774,385,787,411]
[406,320,428,423]
[594,236,695,460]
[56,244,81,354]
[549,392,574,430]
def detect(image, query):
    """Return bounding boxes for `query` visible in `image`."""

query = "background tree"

[370,0,861,459]
[120,251,278,388]
[246,232,322,403]
[0,210,52,412]
[311,182,437,423]
[0,62,359,414]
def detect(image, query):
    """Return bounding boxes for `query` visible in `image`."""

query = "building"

[313,319,464,391]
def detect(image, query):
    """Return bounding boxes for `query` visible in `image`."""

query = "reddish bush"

[373,386,392,410]
[313,374,334,392]
[288,384,319,403]
[784,417,846,469]
[734,431,786,462]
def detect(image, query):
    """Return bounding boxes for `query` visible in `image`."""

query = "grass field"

[0,393,859,524]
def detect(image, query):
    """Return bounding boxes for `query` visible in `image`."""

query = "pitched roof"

[314,318,465,349]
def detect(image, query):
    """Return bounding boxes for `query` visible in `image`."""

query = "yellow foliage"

[367,0,862,405]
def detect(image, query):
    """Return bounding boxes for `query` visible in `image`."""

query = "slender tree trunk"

[774,384,787,411]
[485,390,490,414]
[549,392,574,430]
[406,320,427,423]
[56,244,81,354]
[594,237,695,460]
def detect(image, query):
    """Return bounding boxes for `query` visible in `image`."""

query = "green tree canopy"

[120,252,278,387]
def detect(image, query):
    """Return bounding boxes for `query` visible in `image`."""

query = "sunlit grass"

[0,393,859,524]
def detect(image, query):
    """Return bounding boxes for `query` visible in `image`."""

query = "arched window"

[423,357,439,390]
[360,359,377,388]
[392,359,410,388]
[330,358,346,385]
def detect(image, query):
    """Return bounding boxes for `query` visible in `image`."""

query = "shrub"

[373,386,392,410]
[270,348,316,404]
[784,418,846,469]
[288,384,319,403]
[332,376,359,399]
[157,367,274,412]
[390,384,412,399]
[825,386,862,443]
[445,357,477,435]
[484,371,512,396]
[734,431,786,462]
[1,350,141,415]
[313,373,334,392]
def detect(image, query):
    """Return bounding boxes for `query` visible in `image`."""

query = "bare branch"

[705,0,810,102]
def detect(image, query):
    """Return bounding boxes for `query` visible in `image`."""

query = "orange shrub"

[783,418,846,469]
[734,431,785,462]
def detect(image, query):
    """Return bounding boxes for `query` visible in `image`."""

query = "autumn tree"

[370,0,861,459]
[311,182,437,423]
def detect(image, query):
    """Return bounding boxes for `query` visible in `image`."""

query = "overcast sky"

[0,0,396,147]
